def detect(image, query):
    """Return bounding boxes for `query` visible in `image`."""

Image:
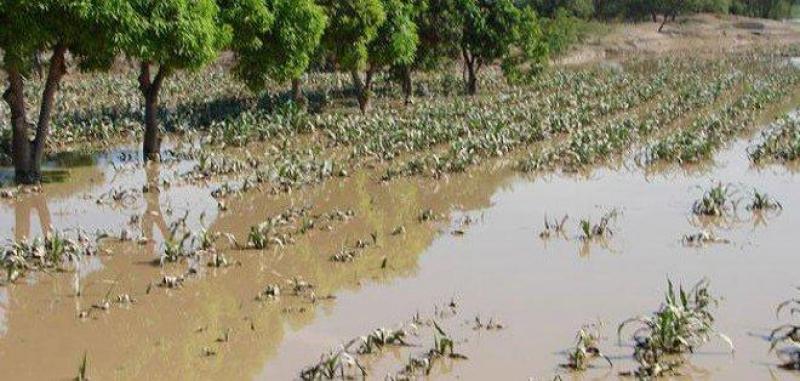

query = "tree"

[126,0,229,160]
[358,0,419,110]
[0,1,131,184]
[503,6,550,83]
[319,0,386,112]
[394,0,461,104]
[222,0,327,103]
[456,0,525,95]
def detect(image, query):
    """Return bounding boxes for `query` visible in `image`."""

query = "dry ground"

[561,13,800,65]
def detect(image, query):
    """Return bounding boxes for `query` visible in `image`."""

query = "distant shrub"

[544,8,579,56]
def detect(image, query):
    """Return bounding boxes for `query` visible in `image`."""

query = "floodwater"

[1,130,800,380]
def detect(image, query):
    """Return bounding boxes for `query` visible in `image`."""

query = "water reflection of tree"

[14,192,52,241]
[141,163,170,256]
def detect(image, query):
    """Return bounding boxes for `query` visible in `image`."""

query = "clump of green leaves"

[747,189,782,212]
[160,232,192,264]
[618,279,733,355]
[692,183,735,217]
[1,231,93,281]
[618,279,733,377]
[563,323,612,371]
[299,347,366,380]
[750,114,800,163]
[579,210,617,240]
[393,321,467,378]
[353,327,409,354]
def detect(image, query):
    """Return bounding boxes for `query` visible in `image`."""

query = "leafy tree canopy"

[223,0,328,92]
[126,0,230,72]
[0,0,133,72]
[368,0,420,69]
[319,0,387,71]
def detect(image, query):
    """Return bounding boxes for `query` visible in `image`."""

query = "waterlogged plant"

[579,210,617,240]
[353,327,409,354]
[563,323,612,371]
[768,289,800,369]
[682,230,730,246]
[392,321,467,378]
[692,183,736,217]
[161,232,192,264]
[618,279,733,356]
[194,228,220,251]
[1,232,93,281]
[299,347,366,380]
[247,224,270,249]
[622,336,682,378]
[747,190,782,212]
[750,113,800,163]
[540,214,568,239]
[75,351,89,381]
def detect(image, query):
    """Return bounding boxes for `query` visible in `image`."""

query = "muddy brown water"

[1,134,800,380]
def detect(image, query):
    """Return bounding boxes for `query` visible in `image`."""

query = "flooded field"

[3,46,800,380]
[2,131,800,380]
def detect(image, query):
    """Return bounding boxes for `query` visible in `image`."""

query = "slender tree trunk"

[4,68,34,183]
[143,91,160,160]
[4,44,67,184]
[291,78,304,103]
[401,65,413,106]
[139,63,168,161]
[462,48,478,95]
[351,69,372,113]
[658,13,669,32]
[32,44,68,173]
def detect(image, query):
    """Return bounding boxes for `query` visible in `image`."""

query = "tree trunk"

[351,69,372,113]
[465,60,478,95]
[143,90,160,160]
[32,44,68,174]
[658,13,669,32]
[4,44,67,184]
[4,68,34,183]
[401,66,413,106]
[139,63,168,161]
[291,78,304,103]
[462,48,478,95]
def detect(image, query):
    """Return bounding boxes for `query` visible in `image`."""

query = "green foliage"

[750,113,800,163]
[503,6,550,83]
[544,8,579,56]
[126,0,229,71]
[520,0,595,18]
[369,0,420,69]
[458,0,522,66]
[692,182,735,217]
[413,0,462,69]
[455,0,550,91]
[319,0,387,71]
[617,279,733,359]
[731,0,793,19]
[0,0,131,72]
[223,0,328,92]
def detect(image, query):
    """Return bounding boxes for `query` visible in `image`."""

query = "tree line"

[1,0,794,184]
[1,0,560,184]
